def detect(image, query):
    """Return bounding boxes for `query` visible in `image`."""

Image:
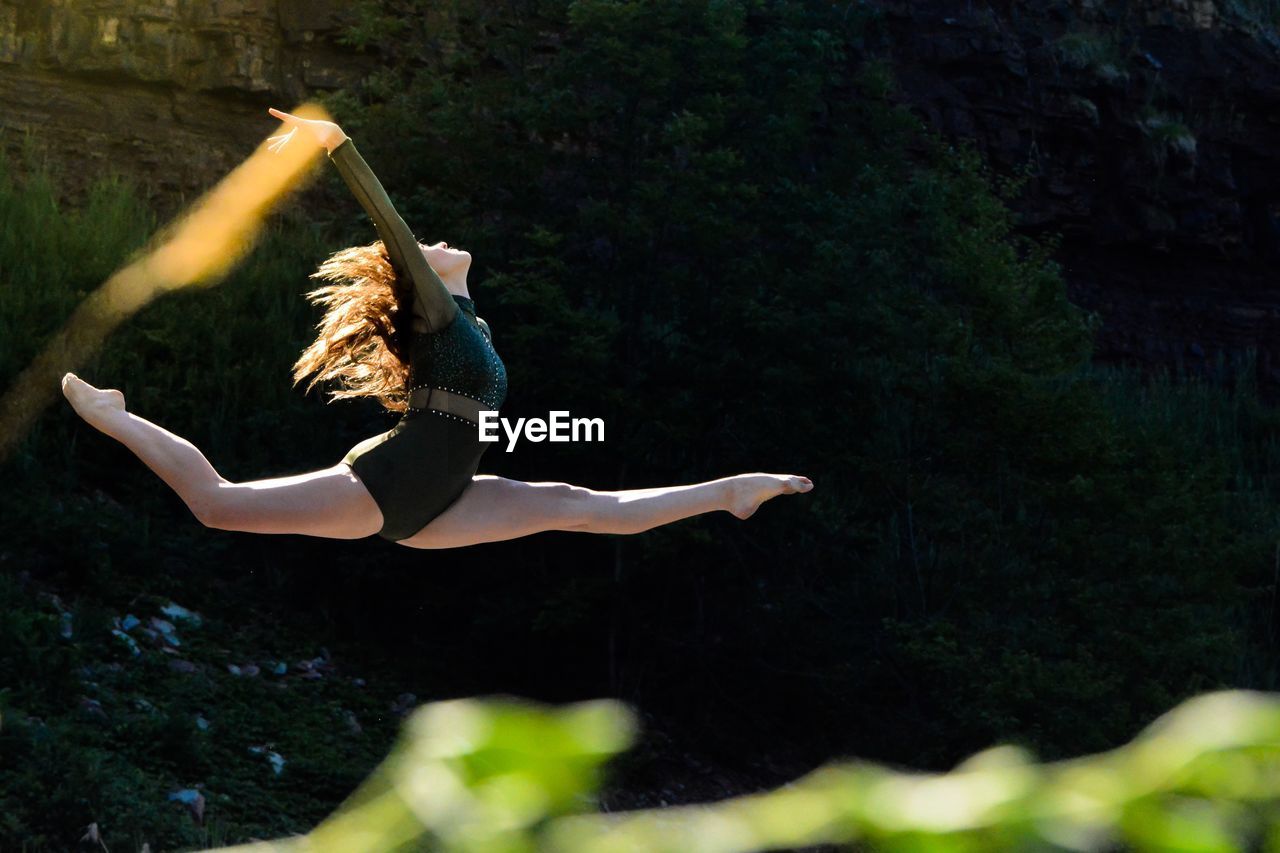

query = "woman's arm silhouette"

[268,107,457,334]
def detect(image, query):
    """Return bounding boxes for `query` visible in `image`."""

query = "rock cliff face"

[873,0,1280,384]
[5,0,1280,385]
[0,0,373,218]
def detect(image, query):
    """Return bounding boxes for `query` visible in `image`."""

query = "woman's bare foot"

[61,373,127,432]
[726,473,814,520]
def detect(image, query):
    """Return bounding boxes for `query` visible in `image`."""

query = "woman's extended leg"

[61,373,383,539]
[396,472,813,550]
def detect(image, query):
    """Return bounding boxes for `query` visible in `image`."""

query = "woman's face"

[420,240,471,277]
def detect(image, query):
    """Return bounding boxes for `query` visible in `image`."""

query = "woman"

[59,108,813,549]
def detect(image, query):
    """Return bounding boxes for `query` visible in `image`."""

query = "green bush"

[1054,31,1129,82]
[216,690,1280,852]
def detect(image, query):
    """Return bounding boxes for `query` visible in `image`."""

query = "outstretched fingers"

[265,106,342,152]
[266,127,297,153]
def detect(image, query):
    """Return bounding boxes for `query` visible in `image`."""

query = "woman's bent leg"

[396,473,812,550]
[63,374,383,539]
[95,410,382,538]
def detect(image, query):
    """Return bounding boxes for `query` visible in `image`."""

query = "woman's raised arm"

[266,107,458,334]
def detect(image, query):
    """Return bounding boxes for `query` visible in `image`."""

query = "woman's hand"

[266,107,348,154]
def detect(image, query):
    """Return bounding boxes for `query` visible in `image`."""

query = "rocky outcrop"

[872,0,1280,385]
[0,0,374,218]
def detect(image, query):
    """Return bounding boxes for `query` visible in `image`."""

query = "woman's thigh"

[395,475,587,550]
[206,462,384,540]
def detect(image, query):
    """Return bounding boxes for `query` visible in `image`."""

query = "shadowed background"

[5,0,1280,849]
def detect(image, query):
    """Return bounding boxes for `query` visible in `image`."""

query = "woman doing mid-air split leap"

[59,109,813,549]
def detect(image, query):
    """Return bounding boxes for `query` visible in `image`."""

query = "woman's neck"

[441,270,470,299]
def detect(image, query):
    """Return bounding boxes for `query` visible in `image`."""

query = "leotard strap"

[327,138,458,334]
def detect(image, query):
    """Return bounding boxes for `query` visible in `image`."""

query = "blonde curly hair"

[291,240,412,413]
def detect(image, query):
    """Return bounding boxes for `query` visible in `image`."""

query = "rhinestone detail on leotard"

[404,294,507,416]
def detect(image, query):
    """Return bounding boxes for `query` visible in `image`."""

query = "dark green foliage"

[0,569,408,848]
[1227,0,1280,28]
[316,0,1280,766]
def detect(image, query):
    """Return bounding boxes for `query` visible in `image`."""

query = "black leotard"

[327,138,508,541]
